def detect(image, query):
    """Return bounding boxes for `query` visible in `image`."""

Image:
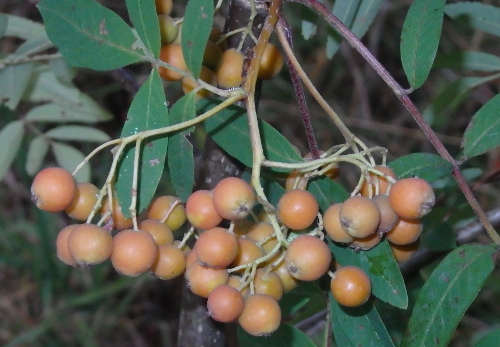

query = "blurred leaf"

[3,14,46,40]
[52,142,90,182]
[45,125,110,142]
[350,0,384,39]
[326,0,361,58]
[462,94,500,160]
[181,0,214,79]
[330,240,408,309]
[167,92,196,202]
[0,120,24,180]
[300,7,317,40]
[422,222,456,252]
[116,70,168,217]
[474,329,500,347]
[0,62,34,109]
[200,98,302,172]
[26,136,50,176]
[26,102,112,123]
[330,295,395,347]
[49,58,77,83]
[401,244,496,347]
[0,14,7,36]
[389,153,452,181]
[38,0,145,70]
[422,74,500,125]
[445,2,500,37]
[15,32,52,56]
[238,324,316,347]
[401,0,446,89]
[434,51,500,71]
[125,0,160,58]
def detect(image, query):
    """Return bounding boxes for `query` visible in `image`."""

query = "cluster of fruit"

[155,0,284,96]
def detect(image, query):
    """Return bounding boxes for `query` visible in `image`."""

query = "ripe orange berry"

[207,284,245,323]
[147,195,186,231]
[245,222,278,254]
[67,223,113,266]
[159,43,188,81]
[385,218,423,246]
[277,190,319,230]
[65,182,99,221]
[139,218,174,246]
[111,229,158,277]
[56,225,78,266]
[155,0,173,15]
[323,203,354,244]
[230,237,265,273]
[272,258,299,292]
[360,166,397,197]
[185,190,223,229]
[227,275,250,297]
[32,167,76,212]
[185,262,229,298]
[390,239,420,263]
[389,177,435,220]
[212,177,256,220]
[238,294,281,336]
[253,268,284,301]
[372,194,399,234]
[285,235,331,281]
[349,232,382,251]
[185,248,198,269]
[330,266,371,307]
[182,65,216,98]
[100,194,134,231]
[195,227,238,268]
[216,48,244,88]
[258,43,284,80]
[339,196,380,238]
[151,244,186,280]
[203,40,223,70]
[285,169,309,191]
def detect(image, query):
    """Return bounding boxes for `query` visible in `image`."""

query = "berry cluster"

[155,0,284,96]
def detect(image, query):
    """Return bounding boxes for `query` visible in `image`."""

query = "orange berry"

[147,195,186,231]
[212,177,256,220]
[238,294,281,336]
[284,169,309,191]
[360,166,397,197]
[230,237,265,272]
[339,196,380,238]
[159,44,188,81]
[277,189,319,230]
[330,266,371,307]
[100,194,134,231]
[155,0,173,15]
[139,218,174,246]
[67,223,113,266]
[151,244,186,280]
[181,65,216,98]
[285,235,331,281]
[203,40,223,70]
[390,239,420,263]
[272,258,299,292]
[207,284,245,323]
[194,227,238,268]
[323,203,354,244]
[185,262,229,298]
[389,177,435,220]
[227,275,250,297]
[111,229,158,277]
[185,190,223,229]
[31,167,76,212]
[253,268,284,301]
[385,218,423,246]
[56,225,78,266]
[349,232,382,251]
[258,43,284,80]
[216,48,244,88]
[372,194,399,234]
[65,182,99,221]
[244,222,278,254]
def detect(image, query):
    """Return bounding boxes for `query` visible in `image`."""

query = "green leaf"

[308,176,349,211]
[26,102,112,123]
[474,329,500,347]
[52,142,90,182]
[0,62,34,109]
[3,14,46,40]
[326,0,361,58]
[167,93,196,202]
[0,121,24,180]
[45,125,111,142]
[401,0,446,89]
[445,2,500,37]
[401,244,497,347]
[279,281,325,316]
[422,222,456,252]
[388,153,452,181]
[330,240,408,309]
[181,0,214,78]
[350,0,385,39]
[237,324,316,347]
[37,0,145,70]
[434,51,500,72]
[115,70,168,217]
[0,14,8,37]
[26,136,50,176]
[125,0,160,59]
[462,94,500,160]
[330,295,395,347]
[200,98,302,172]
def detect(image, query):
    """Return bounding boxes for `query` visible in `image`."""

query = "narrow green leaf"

[200,98,302,172]
[308,176,349,211]
[330,295,395,347]
[401,244,497,347]
[474,329,500,347]
[237,324,316,347]
[49,58,77,83]
[3,14,46,40]
[434,51,500,72]
[0,14,7,36]
[167,93,197,202]
[125,0,160,58]
[326,0,361,58]
[350,0,384,39]
[0,121,24,180]
[52,142,90,182]
[181,0,214,78]
[37,0,145,70]
[401,0,446,89]
[445,2,500,37]
[388,153,452,181]
[330,240,408,309]
[45,125,111,142]
[115,70,168,217]
[0,62,34,109]
[462,94,500,160]
[26,136,50,175]
[279,281,325,316]
[26,102,113,123]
